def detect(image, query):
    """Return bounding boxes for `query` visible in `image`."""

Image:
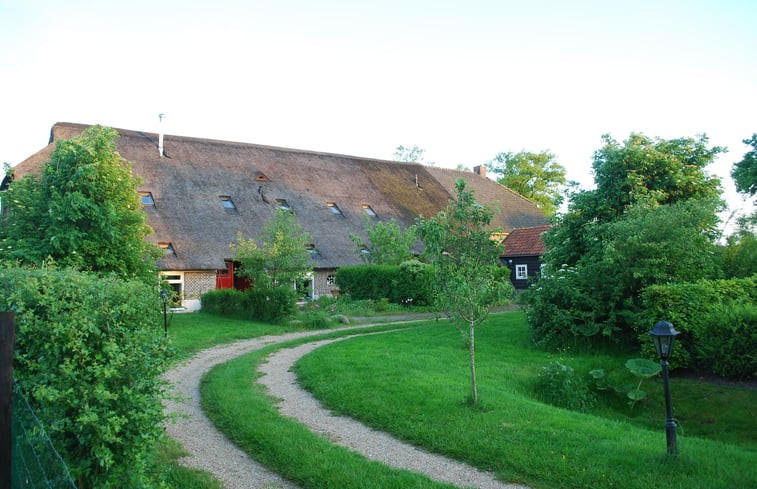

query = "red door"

[216,260,234,289]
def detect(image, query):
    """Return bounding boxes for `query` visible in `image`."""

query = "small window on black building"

[139,191,155,206]
[327,202,344,217]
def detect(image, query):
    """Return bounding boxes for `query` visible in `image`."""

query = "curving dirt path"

[163,324,529,489]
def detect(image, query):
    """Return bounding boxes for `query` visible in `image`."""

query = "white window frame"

[515,264,528,280]
[160,271,185,303]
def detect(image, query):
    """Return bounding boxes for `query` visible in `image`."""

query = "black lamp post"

[649,320,680,456]
[160,289,169,337]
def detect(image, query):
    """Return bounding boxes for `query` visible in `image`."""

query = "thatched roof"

[7,122,548,271]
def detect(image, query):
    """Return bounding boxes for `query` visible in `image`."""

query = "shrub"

[336,265,396,300]
[695,304,757,379]
[0,266,172,489]
[636,276,757,369]
[293,310,332,329]
[524,266,602,349]
[336,261,437,305]
[390,260,435,306]
[200,286,297,323]
[534,361,595,412]
[200,288,247,316]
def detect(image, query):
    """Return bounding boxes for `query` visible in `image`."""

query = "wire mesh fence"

[11,379,77,489]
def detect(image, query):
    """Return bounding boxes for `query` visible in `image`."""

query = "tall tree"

[0,126,160,282]
[731,134,757,198]
[230,209,312,290]
[528,133,724,347]
[349,217,416,265]
[416,180,512,405]
[547,133,724,267]
[485,150,567,217]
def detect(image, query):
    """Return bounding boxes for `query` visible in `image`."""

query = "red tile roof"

[502,225,551,257]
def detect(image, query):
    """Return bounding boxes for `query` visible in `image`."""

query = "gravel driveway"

[163,324,529,489]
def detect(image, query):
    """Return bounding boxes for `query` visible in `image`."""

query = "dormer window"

[359,245,371,256]
[327,202,344,217]
[219,196,237,213]
[276,199,292,212]
[159,242,176,256]
[306,244,322,259]
[255,172,270,182]
[139,191,155,206]
[362,204,378,218]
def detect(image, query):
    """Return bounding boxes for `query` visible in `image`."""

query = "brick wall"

[184,271,216,300]
[313,269,339,298]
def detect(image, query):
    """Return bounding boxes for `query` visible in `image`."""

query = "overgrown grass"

[292,312,756,488]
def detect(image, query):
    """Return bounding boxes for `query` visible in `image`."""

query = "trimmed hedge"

[335,260,435,305]
[695,304,757,379]
[637,276,757,375]
[200,286,297,323]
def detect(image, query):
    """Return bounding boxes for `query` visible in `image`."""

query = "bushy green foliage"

[0,266,172,489]
[534,361,595,412]
[334,261,436,306]
[335,264,396,300]
[349,217,417,265]
[524,265,602,348]
[717,231,757,279]
[695,304,757,379]
[0,126,161,282]
[390,260,435,306]
[230,210,312,290]
[486,150,567,217]
[731,133,757,197]
[527,132,725,349]
[637,276,757,371]
[201,286,297,323]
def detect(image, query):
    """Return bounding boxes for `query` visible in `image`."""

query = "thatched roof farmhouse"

[4,122,548,309]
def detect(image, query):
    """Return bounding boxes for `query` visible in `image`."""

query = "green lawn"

[167,312,304,360]
[294,312,757,488]
[172,310,757,488]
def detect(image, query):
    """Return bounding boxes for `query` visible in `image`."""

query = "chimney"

[473,165,486,178]
[158,113,165,157]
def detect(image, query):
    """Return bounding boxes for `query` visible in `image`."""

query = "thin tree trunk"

[469,321,478,406]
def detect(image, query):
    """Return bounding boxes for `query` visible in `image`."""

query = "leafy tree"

[546,133,724,268]
[717,230,757,279]
[485,150,567,217]
[349,217,417,265]
[732,134,757,198]
[416,179,513,405]
[528,133,725,348]
[393,144,435,166]
[0,126,160,282]
[230,209,312,290]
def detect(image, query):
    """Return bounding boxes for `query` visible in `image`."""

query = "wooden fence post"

[0,312,14,489]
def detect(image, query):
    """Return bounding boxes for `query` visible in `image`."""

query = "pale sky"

[1,0,755,223]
